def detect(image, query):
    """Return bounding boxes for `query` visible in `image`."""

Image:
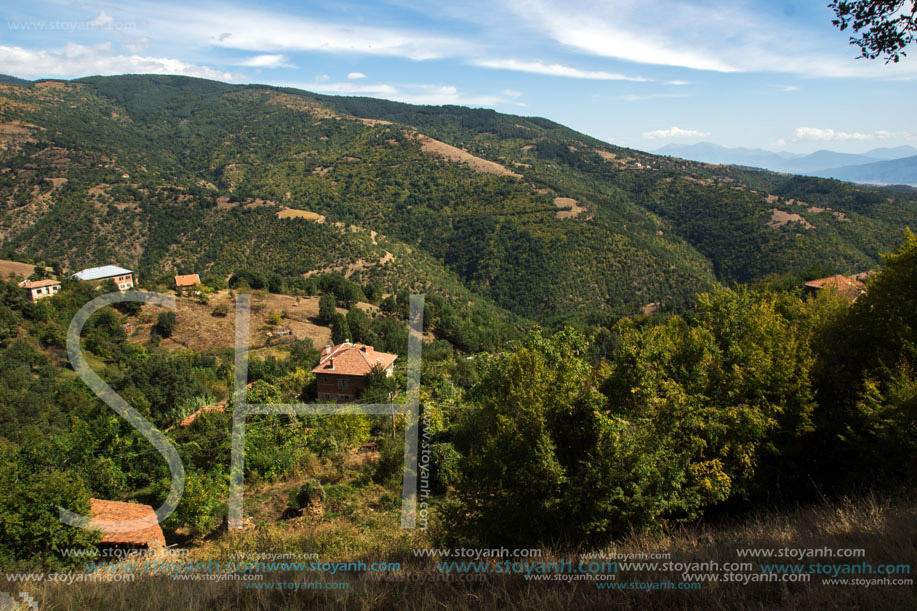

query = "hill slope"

[1,74,916,323]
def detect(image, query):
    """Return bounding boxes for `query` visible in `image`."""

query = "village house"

[87,498,166,554]
[179,404,225,427]
[174,273,201,294]
[72,265,135,291]
[805,273,868,301]
[18,278,61,302]
[312,342,398,402]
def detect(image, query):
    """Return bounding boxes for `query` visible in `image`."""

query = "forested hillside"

[2,74,915,323]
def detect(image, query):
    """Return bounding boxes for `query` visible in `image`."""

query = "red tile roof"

[88,499,166,548]
[179,404,225,427]
[174,274,201,287]
[312,343,397,376]
[18,279,60,289]
[805,274,866,299]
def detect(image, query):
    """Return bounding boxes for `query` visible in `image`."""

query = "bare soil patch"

[409,132,521,178]
[277,208,326,223]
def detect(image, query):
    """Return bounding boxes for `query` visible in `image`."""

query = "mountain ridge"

[1,73,915,325]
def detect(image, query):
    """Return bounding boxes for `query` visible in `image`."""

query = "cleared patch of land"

[277,208,326,223]
[767,208,814,230]
[0,259,40,280]
[409,132,521,178]
[130,291,347,354]
[553,196,588,219]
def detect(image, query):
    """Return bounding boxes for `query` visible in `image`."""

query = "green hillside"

[1,74,915,323]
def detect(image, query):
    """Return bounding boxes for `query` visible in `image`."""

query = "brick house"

[312,342,398,402]
[18,278,61,302]
[72,265,135,291]
[88,498,166,553]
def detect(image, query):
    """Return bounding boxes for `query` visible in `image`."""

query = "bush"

[294,479,325,509]
[212,303,229,317]
[373,436,404,485]
[153,311,176,338]
[430,442,461,492]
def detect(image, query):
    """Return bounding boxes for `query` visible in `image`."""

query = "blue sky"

[2,0,916,153]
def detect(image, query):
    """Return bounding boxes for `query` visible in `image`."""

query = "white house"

[19,279,61,302]
[72,265,135,290]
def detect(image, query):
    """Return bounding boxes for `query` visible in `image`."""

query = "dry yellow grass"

[130,291,337,354]
[276,208,326,223]
[18,488,915,610]
[0,259,40,280]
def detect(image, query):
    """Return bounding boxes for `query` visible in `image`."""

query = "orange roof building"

[88,499,166,549]
[18,278,61,302]
[804,274,867,301]
[312,342,397,402]
[179,405,225,427]
[174,274,201,288]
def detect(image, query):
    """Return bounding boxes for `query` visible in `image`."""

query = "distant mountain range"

[653,143,917,186]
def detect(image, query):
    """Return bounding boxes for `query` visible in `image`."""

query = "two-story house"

[72,265,135,290]
[312,342,398,402]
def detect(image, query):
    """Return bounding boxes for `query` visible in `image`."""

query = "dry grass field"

[127,291,381,354]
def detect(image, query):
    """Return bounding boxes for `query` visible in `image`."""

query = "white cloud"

[155,5,474,61]
[665,80,691,86]
[502,88,523,98]
[347,72,366,79]
[489,0,917,78]
[794,127,871,141]
[793,127,917,142]
[292,79,519,107]
[0,43,237,81]
[122,37,150,54]
[88,11,114,27]
[474,58,647,81]
[239,54,293,68]
[306,80,399,95]
[643,126,710,139]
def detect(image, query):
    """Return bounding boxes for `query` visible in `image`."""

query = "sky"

[2,0,916,154]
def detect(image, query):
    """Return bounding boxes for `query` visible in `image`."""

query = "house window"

[338,379,349,389]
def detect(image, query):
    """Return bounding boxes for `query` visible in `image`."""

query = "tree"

[346,306,370,343]
[318,294,337,325]
[331,313,351,344]
[153,311,176,338]
[830,0,917,62]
